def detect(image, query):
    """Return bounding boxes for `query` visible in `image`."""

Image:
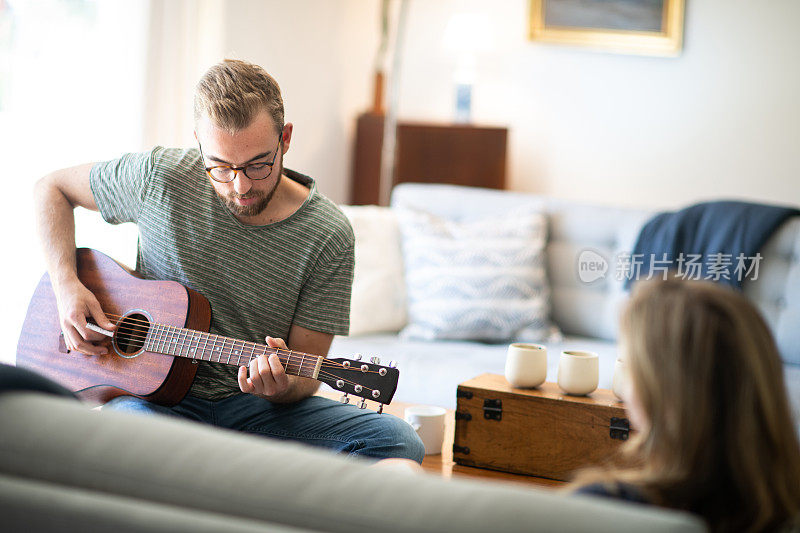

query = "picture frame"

[529,0,685,57]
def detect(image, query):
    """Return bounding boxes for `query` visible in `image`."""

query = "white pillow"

[397,207,560,343]
[340,206,407,336]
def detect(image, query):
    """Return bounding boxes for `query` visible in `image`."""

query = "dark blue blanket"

[626,201,799,290]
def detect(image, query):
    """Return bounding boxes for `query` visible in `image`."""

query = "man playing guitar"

[33,59,424,463]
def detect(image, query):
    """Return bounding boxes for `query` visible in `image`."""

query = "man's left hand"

[237,336,291,399]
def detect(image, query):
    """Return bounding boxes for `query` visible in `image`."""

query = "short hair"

[194,59,284,134]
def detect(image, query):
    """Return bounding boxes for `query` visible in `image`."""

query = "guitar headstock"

[318,355,399,408]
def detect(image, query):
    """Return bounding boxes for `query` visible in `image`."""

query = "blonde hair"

[571,278,800,532]
[194,59,284,134]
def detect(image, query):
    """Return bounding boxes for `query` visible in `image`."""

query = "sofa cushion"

[339,206,407,335]
[396,207,559,343]
[390,184,652,341]
[0,474,311,533]
[0,393,706,533]
[0,363,77,399]
[742,217,800,366]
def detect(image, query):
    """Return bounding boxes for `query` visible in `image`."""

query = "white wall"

[220,0,380,204]
[392,0,800,209]
[223,0,799,209]
[2,1,148,364]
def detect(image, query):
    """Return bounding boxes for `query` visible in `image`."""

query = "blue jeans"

[103,394,425,463]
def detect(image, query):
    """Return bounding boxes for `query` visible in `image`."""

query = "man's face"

[195,110,290,221]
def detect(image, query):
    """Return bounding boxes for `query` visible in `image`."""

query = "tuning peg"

[388,360,397,368]
[369,356,381,364]
[358,398,367,409]
[353,353,362,361]
[340,393,350,404]
[377,403,384,415]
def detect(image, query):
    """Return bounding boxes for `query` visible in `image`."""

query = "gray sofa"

[331,183,800,432]
[0,391,704,532]
[2,184,793,532]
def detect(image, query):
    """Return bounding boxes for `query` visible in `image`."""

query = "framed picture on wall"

[529,0,685,57]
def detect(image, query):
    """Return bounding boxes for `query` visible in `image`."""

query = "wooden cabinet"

[454,374,630,481]
[350,113,508,205]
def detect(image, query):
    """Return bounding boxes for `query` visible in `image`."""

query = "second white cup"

[404,405,447,455]
[557,350,599,396]
[504,343,547,388]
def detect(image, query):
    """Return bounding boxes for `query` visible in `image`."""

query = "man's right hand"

[55,279,116,355]
[34,162,110,355]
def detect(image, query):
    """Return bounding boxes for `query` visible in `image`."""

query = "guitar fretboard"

[143,323,321,379]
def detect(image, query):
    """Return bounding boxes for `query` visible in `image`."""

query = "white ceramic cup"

[557,350,599,396]
[504,343,547,388]
[611,358,626,401]
[404,405,447,455]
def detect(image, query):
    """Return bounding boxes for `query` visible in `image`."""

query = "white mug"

[505,343,547,388]
[611,358,626,401]
[404,405,447,455]
[557,350,599,396]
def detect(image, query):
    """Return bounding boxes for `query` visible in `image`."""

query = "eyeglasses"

[198,139,281,183]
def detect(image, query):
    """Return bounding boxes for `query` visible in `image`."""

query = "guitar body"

[16,248,211,406]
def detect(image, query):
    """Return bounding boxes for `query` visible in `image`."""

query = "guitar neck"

[143,323,322,380]
[134,320,399,405]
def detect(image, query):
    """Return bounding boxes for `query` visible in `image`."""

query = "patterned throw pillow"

[397,207,559,342]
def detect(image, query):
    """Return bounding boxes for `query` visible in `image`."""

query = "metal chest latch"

[610,417,630,440]
[483,399,502,421]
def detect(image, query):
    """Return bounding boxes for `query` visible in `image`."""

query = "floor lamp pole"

[378,0,409,207]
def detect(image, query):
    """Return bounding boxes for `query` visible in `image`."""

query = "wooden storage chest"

[453,374,632,481]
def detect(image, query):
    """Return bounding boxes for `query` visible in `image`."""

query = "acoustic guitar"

[16,248,398,410]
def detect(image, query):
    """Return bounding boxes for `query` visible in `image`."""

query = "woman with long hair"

[570,278,800,532]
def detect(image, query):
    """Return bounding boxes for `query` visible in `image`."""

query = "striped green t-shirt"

[89,147,354,400]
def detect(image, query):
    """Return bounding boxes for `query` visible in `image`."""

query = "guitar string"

[97,312,368,371]
[82,320,389,398]
[316,370,379,395]
[90,319,381,395]
[94,312,385,375]
[109,321,379,395]
[115,328,386,378]
[88,316,389,389]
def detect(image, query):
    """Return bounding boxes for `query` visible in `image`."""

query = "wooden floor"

[317,390,564,489]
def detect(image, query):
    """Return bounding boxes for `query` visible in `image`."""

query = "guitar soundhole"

[114,313,149,357]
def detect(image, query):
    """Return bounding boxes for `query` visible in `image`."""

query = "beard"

[220,161,282,218]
